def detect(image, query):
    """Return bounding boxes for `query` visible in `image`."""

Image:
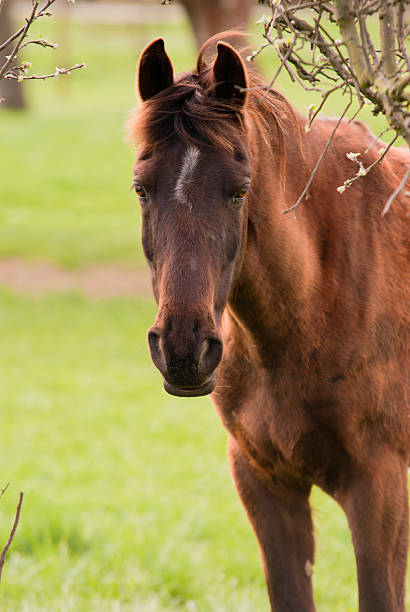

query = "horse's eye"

[134,182,147,200]
[233,185,249,201]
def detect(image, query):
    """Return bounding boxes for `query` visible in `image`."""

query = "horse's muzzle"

[147,324,223,397]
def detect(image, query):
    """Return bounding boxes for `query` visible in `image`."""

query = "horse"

[129,33,410,611]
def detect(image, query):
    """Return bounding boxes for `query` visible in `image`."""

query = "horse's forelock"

[128,71,246,152]
[129,34,301,182]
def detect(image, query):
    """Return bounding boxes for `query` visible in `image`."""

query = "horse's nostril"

[148,329,159,351]
[198,337,223,377]
[148,329,166,373]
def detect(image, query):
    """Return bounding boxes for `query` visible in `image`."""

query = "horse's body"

[132,34,410,611]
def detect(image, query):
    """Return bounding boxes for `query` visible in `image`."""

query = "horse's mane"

[129,32,299,165]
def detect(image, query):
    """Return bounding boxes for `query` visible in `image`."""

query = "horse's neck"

[230,101,408,354]
[229,110,318,343]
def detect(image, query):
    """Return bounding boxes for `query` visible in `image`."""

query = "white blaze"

[174,146,200,207]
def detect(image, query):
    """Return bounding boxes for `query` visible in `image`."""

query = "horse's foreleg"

[339,452,409,612]
[228,437,316,612]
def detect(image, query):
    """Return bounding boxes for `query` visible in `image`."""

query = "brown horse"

[130,33,410,611]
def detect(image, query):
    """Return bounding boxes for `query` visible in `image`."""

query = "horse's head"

[133,37,250,397]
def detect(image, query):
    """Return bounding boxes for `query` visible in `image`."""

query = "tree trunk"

[0,0,26,109]
[179,0,254,48]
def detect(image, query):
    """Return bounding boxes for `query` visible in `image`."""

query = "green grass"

[0,290,408,610]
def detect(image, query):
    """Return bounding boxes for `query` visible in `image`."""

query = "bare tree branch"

[336,133,399,193]
[381,167,410,216]
[335,0,372,87]
[0,492,24,585]
[0,1,38,80]
[6,62,85,81]
[255,0,410,145]
[0,0,83,92]
[379,0,397,79]
[0,483,9,499]
[397,1,410,72]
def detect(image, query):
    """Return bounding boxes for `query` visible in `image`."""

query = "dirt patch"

[0,257,153,299]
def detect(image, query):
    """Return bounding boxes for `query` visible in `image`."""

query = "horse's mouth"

[163,372,217,397]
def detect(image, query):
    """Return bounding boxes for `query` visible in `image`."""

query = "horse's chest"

[213,377,348,493]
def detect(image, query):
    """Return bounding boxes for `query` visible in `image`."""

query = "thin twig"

[268,36,297,86]
[19,38,58,51]
[364,127,394,153]
[0,0,59,75]
[338,133,399,192]
[306,85,340,129]
[282,98,352,218]
[0,492,24,585]
[381,167,410,216]
[0,483,9,499]
[6,63,85,81]
[397,1,410,72]
[0,3,38,80]
[0,25,26,54]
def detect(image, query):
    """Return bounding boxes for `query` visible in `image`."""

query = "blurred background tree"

[179,0,254,46]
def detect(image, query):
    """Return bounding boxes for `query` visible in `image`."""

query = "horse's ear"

[138,38,174,102]
[212,42,247,108]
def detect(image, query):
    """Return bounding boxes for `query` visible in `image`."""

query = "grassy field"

[0,290,360,611]
[0,11,408,612]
